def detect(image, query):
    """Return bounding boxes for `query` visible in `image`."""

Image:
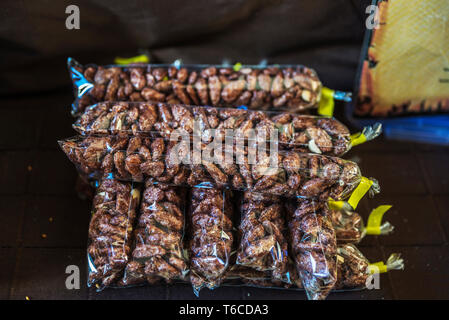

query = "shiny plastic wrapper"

[335,244,404,289]
[59,135,369,200]
[331,210,365,244]
[188,187,234,294]
[122,180,188,286]
[73,101,361,157]
[87,179,141,289]
[236,192,289,281]
[68,58,322,116]
[226,260,300,289]
[225,245,402,292]
[225,268,288,289]
[331,207,394,244]
[286,199,337,300]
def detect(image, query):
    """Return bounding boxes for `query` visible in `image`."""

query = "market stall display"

[59,58,403,300]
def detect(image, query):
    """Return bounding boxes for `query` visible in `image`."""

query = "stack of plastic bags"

[60,58,404,299]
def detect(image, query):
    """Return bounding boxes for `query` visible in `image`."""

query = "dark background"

[0,0,448,300]
[1,0,370,95]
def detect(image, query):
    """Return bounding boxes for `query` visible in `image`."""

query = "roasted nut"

[74,101,352,156]
[69,60,321,116]
[330,209,364,244]
[335,244,370,289]
[60,136,363,200]
[87,179,140,289]
[123,181,187,285]
[189,188,234,292]
[236,192,288,281]
[286,199,337,300]
[130,68,146,90]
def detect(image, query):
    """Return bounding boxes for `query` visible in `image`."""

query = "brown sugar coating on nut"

[236,192,288,281]
[71,62,322,115]
[189,188,234,291]
[60,136,362,200]
[286,199,337,300]
[330,210,364,244]
[224,265,292,289]
[74,101,351,156]
[123,180,188,285]
[87,179,140,288]
[335,244,370,289]
[224,248,371,291]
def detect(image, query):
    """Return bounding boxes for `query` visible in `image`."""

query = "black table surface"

[0,91,448,300]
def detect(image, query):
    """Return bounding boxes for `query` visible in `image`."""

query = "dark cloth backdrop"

[0,0,370,96]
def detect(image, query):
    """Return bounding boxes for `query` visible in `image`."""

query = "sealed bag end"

[331,205,394,244]
[87,253,105,291]
[67,57,96,116]
[335,244,373,290]
[58,138,77,160]
[364,122,383,142]
[67,57,78,69]
[343,177,381,211]
[330,209,365,244]
[350,122,383,148]
[300,270,336,300]
[87,252,122,292]
[379,221,394,235]
[365,177,380,198]
[368,253,404,275]
[385,253,405,272]
[190,272,222,297]
[364,205,393,236]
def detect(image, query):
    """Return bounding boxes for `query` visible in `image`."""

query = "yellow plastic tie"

[233,62,242,72]
[317,87,335,117]
[114,54,150,65]
[328,199,352,211]
[368,262,388,274]
[347,177,374,210]
[366,205,392,235]
[350,132,367,147]
[328,199,344,211]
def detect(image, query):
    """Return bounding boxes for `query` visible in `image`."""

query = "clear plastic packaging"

[188,187,234,295]
[87,178,141,290]
[335,244,404,290]
[235,192,289,281]
[226,259,301,289]
[68,58,322,116]
[331,210,365,244]
[71,101,373,157]
[225,244,403,293]
[59,135,374,201]
[225,267,291,289]
[286,199,337,300]
[122,180,188,286]
[331,206,394,244]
